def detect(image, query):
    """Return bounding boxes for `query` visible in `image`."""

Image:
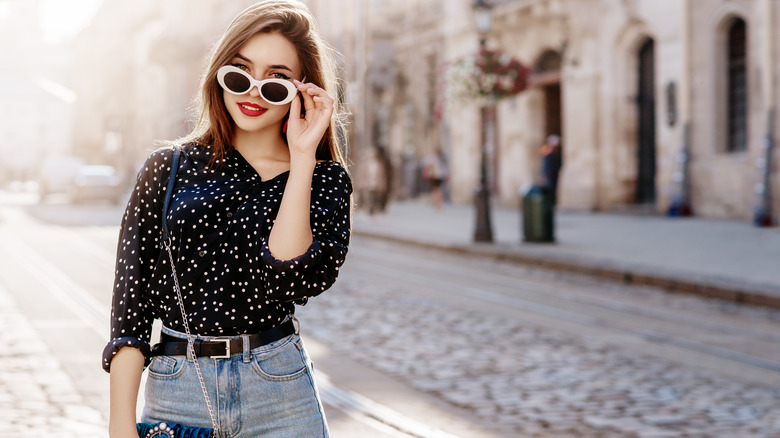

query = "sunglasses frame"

[217,65,298,105]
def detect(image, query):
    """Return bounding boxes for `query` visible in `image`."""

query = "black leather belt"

[150,319,296,358]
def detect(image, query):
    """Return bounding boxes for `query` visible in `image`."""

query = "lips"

[237,101,267,117]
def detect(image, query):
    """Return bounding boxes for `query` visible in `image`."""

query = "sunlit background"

[3,1,780,437]
[1,0,778,224]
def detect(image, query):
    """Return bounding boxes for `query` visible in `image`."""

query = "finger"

[297,82,332,101]
[298,84,317,114]
[312,96,334,111]
[306,87,334,106]
[289,85,302,120]
[312,95,334,109]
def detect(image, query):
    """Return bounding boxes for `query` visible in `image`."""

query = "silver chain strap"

[164,237,220,433]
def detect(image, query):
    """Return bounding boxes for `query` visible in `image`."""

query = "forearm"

[268,156,316,260]
[109,347,145,437]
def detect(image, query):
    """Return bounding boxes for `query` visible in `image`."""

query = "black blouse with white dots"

[102,143,352,372]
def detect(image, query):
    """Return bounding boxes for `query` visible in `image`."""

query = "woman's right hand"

[286,79,334,160]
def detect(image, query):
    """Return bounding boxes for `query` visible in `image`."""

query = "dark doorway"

[636,38,656,204]
[535,50,563,140]
[544,84,562,139]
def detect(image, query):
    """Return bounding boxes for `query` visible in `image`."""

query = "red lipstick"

[237,101,267,117]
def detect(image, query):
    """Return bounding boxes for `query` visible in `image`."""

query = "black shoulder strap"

[162,145,181,241]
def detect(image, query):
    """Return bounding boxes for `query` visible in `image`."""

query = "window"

[726,18,747,153]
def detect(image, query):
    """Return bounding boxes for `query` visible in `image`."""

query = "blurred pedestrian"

[401,150,419,199]
[357,146,388,215]
[103,1,350,437]
[422,147,448,210]
[375,145,393,211]
[540,134,562,206]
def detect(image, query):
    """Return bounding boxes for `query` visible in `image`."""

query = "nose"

[248,85,261,98]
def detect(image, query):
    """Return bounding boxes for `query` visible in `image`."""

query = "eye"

[231,63,250,72]
[270,71,291,80]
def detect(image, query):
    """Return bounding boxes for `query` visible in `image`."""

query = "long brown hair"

[178,0,347,167]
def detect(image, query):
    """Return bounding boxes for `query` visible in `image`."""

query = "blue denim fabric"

[141,325,329,438]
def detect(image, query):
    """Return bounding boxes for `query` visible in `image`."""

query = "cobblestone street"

[299,243,780,438]
[0,285,105,438]
[3,192,780,437]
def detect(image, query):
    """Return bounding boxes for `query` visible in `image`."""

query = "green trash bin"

[522,184,554,242]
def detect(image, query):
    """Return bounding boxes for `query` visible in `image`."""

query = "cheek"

[222,91,240,120]
[265,101,291,117]
[222,90,234,109]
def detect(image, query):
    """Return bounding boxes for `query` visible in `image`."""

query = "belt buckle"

[213,339,231,359]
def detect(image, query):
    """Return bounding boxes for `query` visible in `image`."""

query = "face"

[221,32,302,136]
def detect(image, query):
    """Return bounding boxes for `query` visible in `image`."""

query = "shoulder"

[313,161,353,196]
[138,146,177,178]
[315,161,352,198]
[144,143,213,172]
[180,142,212,161]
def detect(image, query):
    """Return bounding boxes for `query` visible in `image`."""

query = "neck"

[233,127,289,162]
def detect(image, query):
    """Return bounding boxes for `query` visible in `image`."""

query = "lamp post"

[472,0,494,242]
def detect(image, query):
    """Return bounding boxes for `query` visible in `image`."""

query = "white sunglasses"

[217,65,298,105]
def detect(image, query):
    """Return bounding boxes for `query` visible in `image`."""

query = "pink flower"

[441,48,529,112]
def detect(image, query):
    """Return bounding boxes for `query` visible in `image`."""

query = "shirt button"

[227,212,233,218]
[199,250,207,257]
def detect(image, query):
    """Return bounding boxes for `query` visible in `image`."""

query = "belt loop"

[242,334,251,363]
[291,315,300,335]
[186,342,195,362]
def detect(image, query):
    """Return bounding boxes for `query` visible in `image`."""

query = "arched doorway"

[530,50,563,204]
[534,50,563,140]
[636,38,656,204]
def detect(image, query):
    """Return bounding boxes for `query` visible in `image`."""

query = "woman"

[103,1,351,436]
[423,148,447,211]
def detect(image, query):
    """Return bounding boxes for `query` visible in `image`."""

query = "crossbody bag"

[136,145,217,438]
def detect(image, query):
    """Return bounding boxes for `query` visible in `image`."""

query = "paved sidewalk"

[352,199,780,308]
[0,283,105,438]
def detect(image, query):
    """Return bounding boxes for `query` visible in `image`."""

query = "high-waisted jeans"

[141,324,329,438]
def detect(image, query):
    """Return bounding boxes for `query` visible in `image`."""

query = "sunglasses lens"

[223,71,251,94]
[260,82,291,103]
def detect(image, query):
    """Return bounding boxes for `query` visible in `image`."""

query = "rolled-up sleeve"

[102,148,173,372]
[261,165,352,304]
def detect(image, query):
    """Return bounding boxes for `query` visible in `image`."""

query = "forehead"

[235,32,300,74]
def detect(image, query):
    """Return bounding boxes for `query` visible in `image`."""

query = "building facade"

[69,0,257,176]
[62,0,780,222]
[347,0,779,222]
[0,0,76,184]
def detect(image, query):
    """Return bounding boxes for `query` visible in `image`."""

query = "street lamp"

[472,0,494,242]
[473,0,493,45]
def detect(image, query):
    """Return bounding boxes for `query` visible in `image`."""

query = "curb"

[353,230,780,311]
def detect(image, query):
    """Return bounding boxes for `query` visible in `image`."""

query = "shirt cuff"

[102,337,152,373]
[261,239,322,274]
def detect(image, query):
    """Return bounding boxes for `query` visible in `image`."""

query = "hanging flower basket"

[443,47,530,108]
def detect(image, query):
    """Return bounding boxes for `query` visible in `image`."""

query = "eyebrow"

[233,53,293,73]
[268,64,294,73]
[233,53,253,64]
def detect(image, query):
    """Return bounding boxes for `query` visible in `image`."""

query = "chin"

[235,119,282,135]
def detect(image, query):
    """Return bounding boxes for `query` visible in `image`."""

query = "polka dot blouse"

[102,143,352,372]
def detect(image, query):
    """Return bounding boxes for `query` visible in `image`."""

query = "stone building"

[0,0,76,183]
[63,0,779,222]
[347,0,779,222]
[69,0,257,174]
